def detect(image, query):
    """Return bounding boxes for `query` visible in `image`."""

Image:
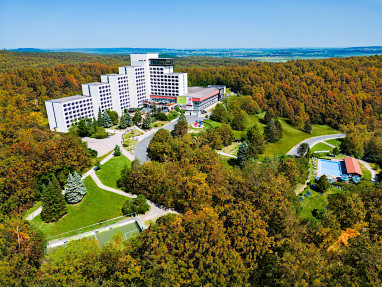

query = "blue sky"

[0,0,381,49]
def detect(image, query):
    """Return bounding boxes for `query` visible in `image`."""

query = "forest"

[0,51,382,285]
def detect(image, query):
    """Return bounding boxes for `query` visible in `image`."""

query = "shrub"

[87,148,98,158]
[122,194,150,215]
[155,112,168,121]
[93,127,108,139]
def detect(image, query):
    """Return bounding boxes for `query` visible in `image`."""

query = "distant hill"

[10,48,50,52]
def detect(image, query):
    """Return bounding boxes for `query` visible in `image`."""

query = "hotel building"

[45,54,224,132]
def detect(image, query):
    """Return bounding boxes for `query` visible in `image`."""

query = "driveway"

[287,134,346,156]
[135,115,205,163]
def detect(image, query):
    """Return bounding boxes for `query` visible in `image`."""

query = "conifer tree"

[103,111,113,128]
[237,141,249,167]
[65,172,87,204]
[113,145,122,156]
[133,110,142,125]
[125,113,133,127]
[97,108,103,127]
[41,178,67,223]
[142,114,152,130]
[119,114,128,129]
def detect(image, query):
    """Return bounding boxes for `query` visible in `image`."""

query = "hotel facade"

[45,54,224,132]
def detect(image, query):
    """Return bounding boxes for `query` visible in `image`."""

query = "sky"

[0,0,381,49]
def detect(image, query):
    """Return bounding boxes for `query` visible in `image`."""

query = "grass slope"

[310,142,334,153]
[96,155,131,189]
[30,177,127,238]
[360,163,372,180]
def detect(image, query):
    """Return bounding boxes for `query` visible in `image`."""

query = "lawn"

[299,187,340,222]
[123,129,143,139]
[30,177,127,238]
[360,163,372,181]
[202,115,339,158]
[82,150,114,175]
[123,139,138,153]
[219,142,240,156]
[325,138,342,148]
[96,155,131,189]
[310,142,334,153]
[24,201,42,219]
[152,121,169,128]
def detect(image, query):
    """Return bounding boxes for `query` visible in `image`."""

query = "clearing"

[96,155,131,189]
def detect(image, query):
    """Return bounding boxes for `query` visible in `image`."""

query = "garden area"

[122,129,143,153]
[96,155,131,189]
[30,177,127,238]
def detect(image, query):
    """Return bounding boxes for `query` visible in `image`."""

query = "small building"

[344,157,362,176]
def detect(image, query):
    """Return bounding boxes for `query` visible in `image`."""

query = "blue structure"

[320,159,342,177]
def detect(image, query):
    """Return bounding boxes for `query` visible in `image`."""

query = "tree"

[142,113,152,130]
[122,194,151,215]
[113,145,122,156]
[210,103,230,123]
[119,113,128,129]
[65,172,87,204]
[97,108,103,127]
[297,143,310,157]
[103,111,113,128]
[125,113,133,127]
[147,129,173,161]
[93,126,108,139]
[316,175,330,193]
[151,102,159,116]
[77,119,88,137]
[303,121,312,134]
[246,124,266,158]
[171,118,188,137]
[263,109,276,124]
[264,118,282,143]
[106,109,119,125]
[237,141,249,167]
[133,110,142,125]
[216,123,235,146]
[333,147,340,155]
[41,179,67,222]
[231,110,247,131]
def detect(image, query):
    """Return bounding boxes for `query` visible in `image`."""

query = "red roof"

[344,157,362,176]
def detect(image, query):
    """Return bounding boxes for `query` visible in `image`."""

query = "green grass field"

[30,177,127,238]
[360,163,372,180]
[205,114,339,157]
[95,221,141,247]
[123,129,143,140]
[299,187,340,222]
[96,155,131,189]
[310,142,334,153]
[325,138,342,148]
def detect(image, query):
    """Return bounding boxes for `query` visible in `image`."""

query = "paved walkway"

[216,151,237,158]
[359,159,377,183]
[287,134,346,156]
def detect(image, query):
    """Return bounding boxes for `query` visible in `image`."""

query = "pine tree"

[113,145,122,156]
[97,108,103,127]
[41,178,67,223]
[65,172,87,204]
[264,118,282,143]
[103,111,113,128]
[125,113,133,127]
[133,110,142,125]
[119,114,128,129]
[142,114,152,130]
[237,141,249,167]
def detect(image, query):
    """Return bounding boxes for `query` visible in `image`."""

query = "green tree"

[231,110,247,131]
[113,145,122,156]
[237,141,249,167]
[93,126,108,139]
[216,123,235,146]
[133,110,142,125]
[142,113,152,130]
[210,103,231,123]
[147,129,173,162]
[103,111,113,128]
[246,124,266,158]
[97,108,103,127]
[106,109,119,125]
[125,113,133,127]
[264,118,282,143]
[303,121,312,134]
[122,194,151,215]
[119,113,128,129]
[316,175,330,193]
[297,143,310,157]
[41,179,67,222]
[333,146,340,155]
[77,119,88,137]
[171,118,188,137]
[263,109,276,124]
[65,172,87,204]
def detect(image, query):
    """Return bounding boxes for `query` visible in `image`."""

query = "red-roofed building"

[344,157,362,176]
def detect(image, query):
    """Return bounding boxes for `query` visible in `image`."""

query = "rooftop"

[186,86,219,99]
[46,95,91,103]
[344,157,363,175]
[84,82,110,86]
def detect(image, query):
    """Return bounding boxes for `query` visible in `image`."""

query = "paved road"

[359,159,377,183]
[287,134,346,156]
[134,115,205,163]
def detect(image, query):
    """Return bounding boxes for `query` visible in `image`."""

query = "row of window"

[62,98,91,107]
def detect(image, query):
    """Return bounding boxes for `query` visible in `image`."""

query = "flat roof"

[84,82,110,86]
[46,95,91,103]
[186,86,219,99]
